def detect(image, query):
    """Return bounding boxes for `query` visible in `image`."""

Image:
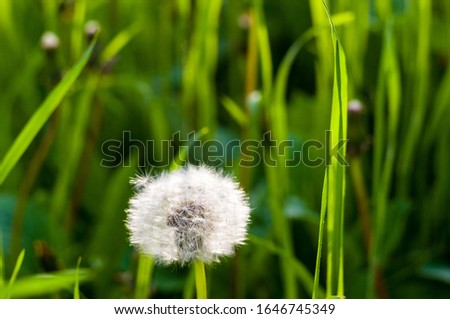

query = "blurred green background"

[0,0,449,298]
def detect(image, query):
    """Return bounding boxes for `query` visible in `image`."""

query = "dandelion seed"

[126,165,250,265]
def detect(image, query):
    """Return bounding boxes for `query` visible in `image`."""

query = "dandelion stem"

[134,254,154,299]
[194,259,207,299]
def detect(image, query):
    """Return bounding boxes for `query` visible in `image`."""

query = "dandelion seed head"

[126,165,250,265]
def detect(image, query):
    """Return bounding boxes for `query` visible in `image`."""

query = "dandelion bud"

[246,90,262,113]
[84,20,101,40]
[40,31,60,51]
[347,99,370,157]
[348,99,364,115]
[126,165,251,265]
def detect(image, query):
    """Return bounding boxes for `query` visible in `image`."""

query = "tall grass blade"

[170,127,209,170]
[0,39,96,185]
[253,0,298,298]
[313,174,328,298]
[182,268,196,299]
[369,20,401,298]
[100,22,143,64]
[49,74,99,227]
[309,0,332,137]
[316,0,348,299]
[74,257,82,299]
[181,0,222,134]
[70,0,86,60]
[0,248,25,299]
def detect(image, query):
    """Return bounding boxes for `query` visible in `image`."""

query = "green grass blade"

[309,0,333,136]
[7,269,92,298]
[70,0,86,60]
[250,235,324,297]
[49,74,99,226]
[100,22,143,64]
[254,0,299,298]
[0,39,96,185]
[170,127,209,170]
[424,65,450,147]
[181,0,222,134]
[369,20,401,298]
[313,173,328,298]
[253,0,272,102]
[134,254,154,299]
[1,249,24,298]
[221,96,249,127]
[5,249,25,298]
[88,158,136,296]
[74,256,82,299]
[398,0,431,196]
[322,0,348,299]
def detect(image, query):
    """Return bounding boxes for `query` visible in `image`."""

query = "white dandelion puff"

[126,165,251,265]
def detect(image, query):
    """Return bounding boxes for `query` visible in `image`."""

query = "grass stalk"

[5,249,25,299]
[74,257,82,299]
[50,74,99,228]
[369,20,401,298]
[397,0,430,196]
[253,0,299,298]
[348,157,371,254]
[309,0,332,138]
[182,0,222,134]
[0,227,4,290]
[0,40,96,186]
[313,1,348,299]
[70,0,86,61]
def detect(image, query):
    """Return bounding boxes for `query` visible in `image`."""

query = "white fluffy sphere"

[126,165,250,265]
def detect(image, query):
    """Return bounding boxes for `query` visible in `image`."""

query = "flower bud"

[347,99,371,157]
[84,20,101,41]
[40,31,60,51]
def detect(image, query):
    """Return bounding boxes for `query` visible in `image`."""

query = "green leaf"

[313,173,328,299]
[5,249,25,298]
[100,22,143,63]
[221,96,248,126]
[6,269,92,298]
[0,39,96,185]
[314,1,348,299]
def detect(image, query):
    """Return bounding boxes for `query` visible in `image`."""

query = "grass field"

[0,0,449,298]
